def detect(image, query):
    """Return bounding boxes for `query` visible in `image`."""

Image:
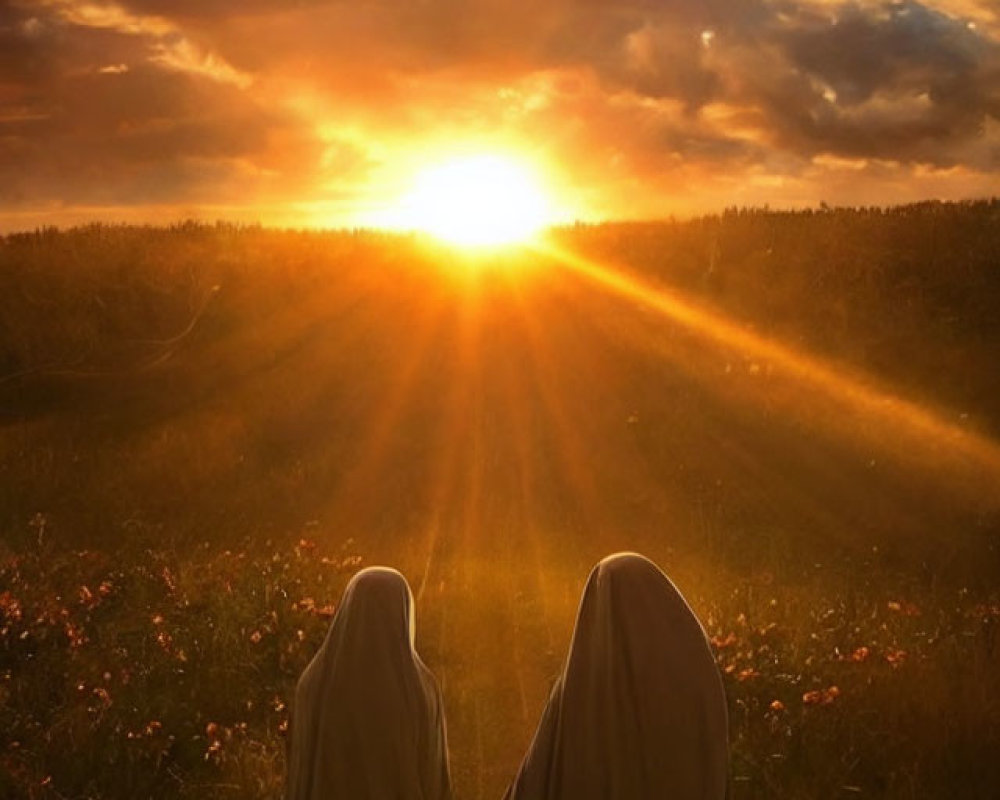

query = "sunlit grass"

[2,207,999,798]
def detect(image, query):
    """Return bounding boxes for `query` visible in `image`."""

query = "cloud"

[0,3,351,211]
[190,0,998,166]
[1,0,998,227]
[33,0,175,37]
[148,36,251,88]
[17,0,251,86]
[741,1,1000,164]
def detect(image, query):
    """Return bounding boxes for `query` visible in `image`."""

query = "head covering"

[286,567,452,800]
[504,553,728,800]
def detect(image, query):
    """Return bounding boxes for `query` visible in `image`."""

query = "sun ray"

[503,274,631,545]
[321,300,448,537]
[532,261,872,540]
[532,239,1000,500]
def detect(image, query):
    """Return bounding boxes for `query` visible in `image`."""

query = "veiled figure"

[504,552,729,800]
[286,567,452,800]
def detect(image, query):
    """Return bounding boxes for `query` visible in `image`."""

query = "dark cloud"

[747,1,1000,164]
[785,2,986,104]
[0,2,348,209]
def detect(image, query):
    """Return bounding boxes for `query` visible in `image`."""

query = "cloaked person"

[286,567,452,800]
[504,552,729,800]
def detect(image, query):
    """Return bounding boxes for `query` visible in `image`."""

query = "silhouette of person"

[285,567,452,800]
[287,554,727,800]
[503,552,729,800]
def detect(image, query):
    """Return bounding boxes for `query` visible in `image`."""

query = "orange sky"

[1,0,998,231]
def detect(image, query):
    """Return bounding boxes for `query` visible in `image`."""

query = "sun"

[395,154,553,247]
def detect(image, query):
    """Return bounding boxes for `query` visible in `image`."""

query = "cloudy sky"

[1,0,998,230]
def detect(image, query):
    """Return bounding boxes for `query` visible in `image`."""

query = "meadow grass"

[2,529,998,798]
[0,532,361,798]
[2,205,999,797]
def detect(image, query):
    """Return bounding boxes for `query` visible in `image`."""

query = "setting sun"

[392,155,553,247]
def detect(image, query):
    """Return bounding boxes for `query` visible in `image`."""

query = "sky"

[1,0,998,231]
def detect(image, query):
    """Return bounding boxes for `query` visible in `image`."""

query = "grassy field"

[1,202,999,798]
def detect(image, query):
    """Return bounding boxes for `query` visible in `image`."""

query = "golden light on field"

[384,154,555,247]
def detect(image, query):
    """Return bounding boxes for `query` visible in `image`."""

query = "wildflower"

[204,739,223,762]
[151,614,164,626]
[206,722,219,738]
[885,648,907,667]
[848,646,870,662]
[969,603,1000,621]
[78,585,97,608]
[64,622,88,648]
[250,630,263,644]
[769,700,785,712]
[710,632,738,649]
[737,668,760,681]
[803,685,840,705]
[341,555,363,570]
[0,592,22,623]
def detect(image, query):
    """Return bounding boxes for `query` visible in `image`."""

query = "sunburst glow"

[392,155,554,247]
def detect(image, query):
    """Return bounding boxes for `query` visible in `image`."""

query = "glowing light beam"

[533,239,1000,498]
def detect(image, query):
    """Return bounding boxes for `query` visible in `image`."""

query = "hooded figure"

[504,553,729,800]
[286,567,452,800]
